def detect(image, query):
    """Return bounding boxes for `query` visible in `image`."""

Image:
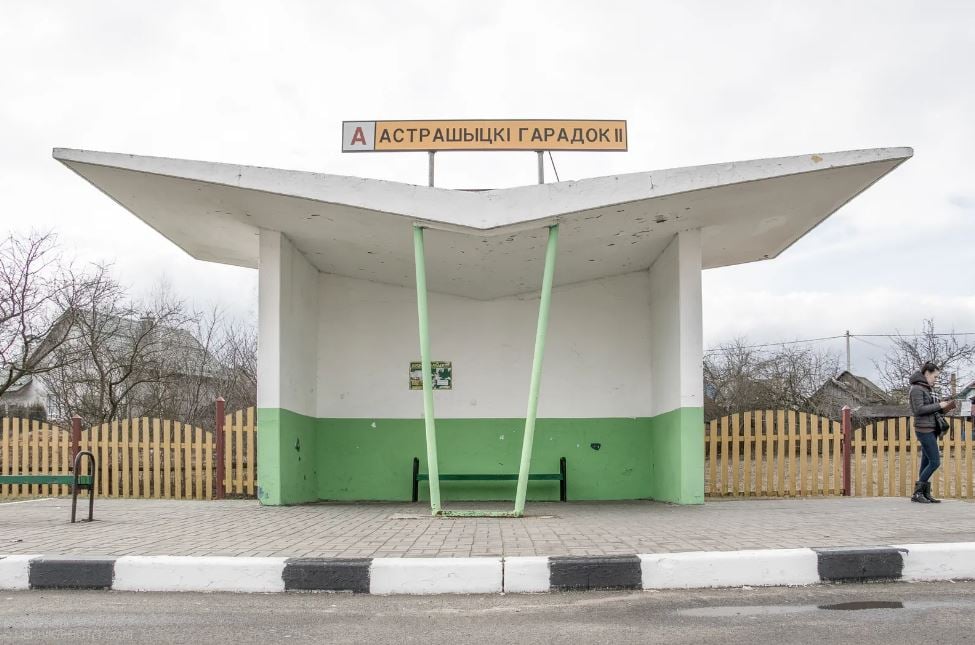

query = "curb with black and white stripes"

[2,543,974,594]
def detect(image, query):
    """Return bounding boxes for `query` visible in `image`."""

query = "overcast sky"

[1,1,973,379]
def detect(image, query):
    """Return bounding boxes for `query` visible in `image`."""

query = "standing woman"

[909,362,956,503]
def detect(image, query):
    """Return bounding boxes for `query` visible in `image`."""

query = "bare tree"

[0,231,105,398]
[704,338,840,419]
[42,281,190,424]
[876,319,975,399]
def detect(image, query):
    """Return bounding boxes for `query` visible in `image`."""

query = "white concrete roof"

[54,147,911,299]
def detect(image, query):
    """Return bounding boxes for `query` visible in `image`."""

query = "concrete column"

[648,229,704,504]
[256,230,320,505]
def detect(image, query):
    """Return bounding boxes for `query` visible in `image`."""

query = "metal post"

[841,405,852,496]
[70,415,81,470]
[513,223,560,516]
[537,151,544,184]
[845,330,851,372]
[215,397,226,500]
[428,152,435,187]
[413,225,442,514]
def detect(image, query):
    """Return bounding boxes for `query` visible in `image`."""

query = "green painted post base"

[256,408,319,505]
[646,407,705,504]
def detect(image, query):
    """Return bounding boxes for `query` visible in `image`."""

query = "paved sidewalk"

[1,497,973,558]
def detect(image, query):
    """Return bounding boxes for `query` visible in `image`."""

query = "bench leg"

[412,457,420,503]
[560,457,567,502]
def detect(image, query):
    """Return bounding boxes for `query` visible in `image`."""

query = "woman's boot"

[912,481,931,503]
[923,482,941,503]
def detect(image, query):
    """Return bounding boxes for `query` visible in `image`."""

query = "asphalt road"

[3,582,975,644]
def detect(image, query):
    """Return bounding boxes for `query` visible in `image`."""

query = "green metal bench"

[412,456,566,503]
[0,450,97,523]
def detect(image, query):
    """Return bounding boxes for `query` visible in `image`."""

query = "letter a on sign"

[342,121,376,151]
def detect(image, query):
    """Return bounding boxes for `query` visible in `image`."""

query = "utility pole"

[845,330,851,373]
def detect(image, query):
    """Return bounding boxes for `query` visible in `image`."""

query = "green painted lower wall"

[256,408,704,505]
[316,417,654,502]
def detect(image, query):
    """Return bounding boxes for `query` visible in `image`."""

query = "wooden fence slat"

[868,422,876,497]
[41,422,50,497]
[898,417,908,497]
[163,420,172,500]
[707,420,717,495]
[49,423,60,497]
[17,419,26,497]
[852,423,861,497]
[29,420,39,496]
[235,409,244,495]
[776,411,786,497]
[246,407,256,496]
[121,418,130,498]
[174,422,183,500]
[140,418,149,499]
[194,426,203,500]
[100,421,107,497]
[205,427,214,500]
[883,422,890,497]
[128,419,138,498]
[810,414,820,496]
[1,418,9,498]
[910,418,919,496]
[954,420,962,498]
[153,418,161,499]
[742,412,754,497]
[831,420,840,495]
[798,412,808,496]
[967,419,974,499]
[764,410,774,497]
[224,414,233,495]
[183,424,193,499]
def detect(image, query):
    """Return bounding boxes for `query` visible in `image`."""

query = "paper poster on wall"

[410,361,452,390]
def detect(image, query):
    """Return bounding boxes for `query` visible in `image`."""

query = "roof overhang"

[53,146,911,299]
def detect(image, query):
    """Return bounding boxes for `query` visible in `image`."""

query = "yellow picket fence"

[706,410,844,497]
[0,408,257,500]
[707,410,975,499]
[851,416,975,500]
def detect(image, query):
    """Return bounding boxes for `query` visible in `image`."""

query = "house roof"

[54,146,911,299]
[813,370,892,407]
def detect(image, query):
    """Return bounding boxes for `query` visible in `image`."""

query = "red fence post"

[215,397,226,500]
[70,415,82,470]
[841,406,853,496]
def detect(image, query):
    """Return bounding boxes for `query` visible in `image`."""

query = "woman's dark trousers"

[916,430,941,483]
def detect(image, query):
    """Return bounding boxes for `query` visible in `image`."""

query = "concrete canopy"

[54,147,911,299]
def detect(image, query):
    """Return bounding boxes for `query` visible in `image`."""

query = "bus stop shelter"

[54,145,911,508]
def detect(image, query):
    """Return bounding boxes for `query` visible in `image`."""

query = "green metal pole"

[413,225,442,514]
[513,223,559,517]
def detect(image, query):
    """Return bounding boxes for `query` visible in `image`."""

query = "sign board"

[343,120,627,152]
[410,361,452,390]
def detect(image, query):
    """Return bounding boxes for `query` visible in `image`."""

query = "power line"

[705,330,975,355]
[704,335,846,353]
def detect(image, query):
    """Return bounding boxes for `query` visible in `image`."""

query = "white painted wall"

[317,271,654,419]
[257,230,319,417]
[649,231,704,415]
